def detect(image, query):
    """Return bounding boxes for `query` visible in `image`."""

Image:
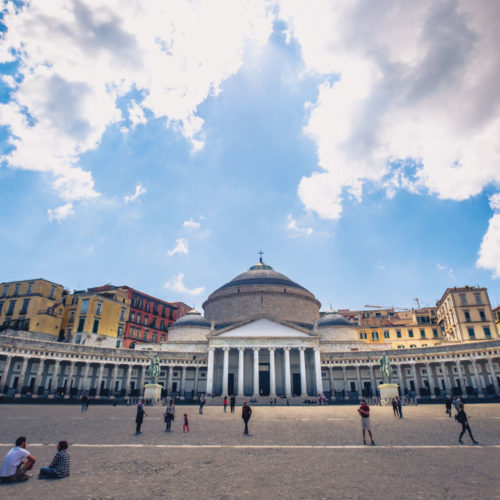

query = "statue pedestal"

[144,384,162,405]
[378,383,399,406]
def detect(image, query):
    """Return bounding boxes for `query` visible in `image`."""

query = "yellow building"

[357,324,444,349]
[61,286,129,348]
[436,287,498,342]
[493,306,500,333]
[0,279,66,339]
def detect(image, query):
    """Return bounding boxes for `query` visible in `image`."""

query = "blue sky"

[1,1,500,311]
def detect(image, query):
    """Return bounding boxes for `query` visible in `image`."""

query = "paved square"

[0,403,499,499]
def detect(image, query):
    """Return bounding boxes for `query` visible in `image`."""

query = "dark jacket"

[242,405,252,421]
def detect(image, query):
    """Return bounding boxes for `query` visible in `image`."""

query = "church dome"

[318,311,353,327]
[169,309,210,329]
[202,259,321,326]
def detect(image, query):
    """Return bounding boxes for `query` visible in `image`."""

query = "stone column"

[299,347,307,396]
[33,358,45,396]
[167,365,174,394]
[410,362,418,396]
[328,366,335,399]
[237,348,245,396]
[284,348,291,397]
[396,363,404,394]
[109,365,118,395]
[470,359,483,397]
[96,364,105,397]
[222,347,229,396]
[124,365,132,396]
[487,357,499,395]
[269,347,276,397]
[314,348,323,396]
[253,348,260,397]
[193,366,200,397]
[355,365,362,398]
[81,363,90,392]
[206,348,215,396]
[342,366,349,399]
[440,362,451,394]
[369,365,376,396]
[0,355,13,392]
[64,362,76,396]
[52,360,61,394]
[16,357,29,394]
[425,362,436,398]
[138,365,146,394]
[180,365,187,396]
[455,360,467,396]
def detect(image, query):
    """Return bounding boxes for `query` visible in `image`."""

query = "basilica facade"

[0,259,499,401]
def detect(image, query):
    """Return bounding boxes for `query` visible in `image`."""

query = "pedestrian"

[81,394,88,412]
[199,394,206,414]
[223,395,228,413]
[164,399,175,432]
[445,396,452,417]
[38,440,70,479]
[453,396,461,411]
[391,398,398,417]
[135,399,146,435]
[230,395,236,413]
[183,413,190,433]
[242,400,252,435]
[358,401,375,445]
[0,436,36,482]
[456,403,478,444]
[397,396,403,418]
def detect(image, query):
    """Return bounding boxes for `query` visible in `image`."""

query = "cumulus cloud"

[48,202,75,222]
[278,1,500,220]
[477,194,500,278]
[167,238,189,257]
[0,1,273,203]
[183,218,201,229]
[164,273,205,296]
[286,214,313,237]
[124,183,146,203]
[436,263,454,277]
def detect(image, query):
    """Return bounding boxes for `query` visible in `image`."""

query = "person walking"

[358,401,375,445]
[164,399,175,432]
[199,394,206,414]
[81,394,88,412]
[242,401,252,436]
[391,398,398,417]
[0,436,36,482]
[38,441,70,479]
[135,399,146,435]
[230,395,236,413]
[223,395,228,413]
[396,396,403,418]
[456,403,478,444]
[183,413,190,433]
[453,396,461,412]
[445,396,452,417]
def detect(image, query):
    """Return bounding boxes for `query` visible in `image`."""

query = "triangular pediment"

[212,317,317,338]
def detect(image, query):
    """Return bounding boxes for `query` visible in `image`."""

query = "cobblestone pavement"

[0,403,499,499]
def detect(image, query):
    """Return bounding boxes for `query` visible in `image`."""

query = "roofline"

[0,278,66,288]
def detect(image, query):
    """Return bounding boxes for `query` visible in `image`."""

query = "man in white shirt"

[0,436,36,482]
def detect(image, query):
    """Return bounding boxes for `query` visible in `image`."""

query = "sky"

[1,0,500,312]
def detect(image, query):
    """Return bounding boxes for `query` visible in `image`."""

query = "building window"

[474,292,482,305]
[20,299,30,315]
[360,332,367,340]
[77,317,85,332]
[2,285,8,297]
[27,282,33,294]
[0,301,3,315]
[384,331,390,339]
[137,313,141,324]
[460,294,467,305]
[130,312,135,322]
[14,283,20,296]
[120,308,126,321]
[81,299,89,314]
[432,328,438,339]
[464,310,471,322]
[420,329,426,339]
[69,310,75,322]
[144,330,149,341]
[467,327,475,339]
[95,301,103,316]
[116,340,121,348]
[145,302,150,312]
[7,300,16,315]
[71,296,78,305]
[484,327,492,339]
[161,334,165,342]
[479,310,486,322]
[408,329,414,338]
[117,325,124,338]
[396,330,402,338]
[153,304,158,315]
[152,332,157,343]
[49,286,56,299]
[92,319,100,334]
[66,327,71,336]
[409,344,416,348]
[371,331,379,341]
[144,315,148,325]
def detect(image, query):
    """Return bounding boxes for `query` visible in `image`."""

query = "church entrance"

[259,364,270,396]
[292,373,301,396]
[228,373,234,396]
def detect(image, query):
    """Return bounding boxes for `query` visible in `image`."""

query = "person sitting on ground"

[38,441,70,479]
[0,436,36,482]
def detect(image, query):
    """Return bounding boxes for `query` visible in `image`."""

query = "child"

[183,413,190,433]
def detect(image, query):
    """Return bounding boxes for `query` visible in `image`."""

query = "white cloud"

[183,218,201,229]
[375,260,386,271]
[436,263,454,277]
[0,1,273,203]
[47,202,75,222]
[164,273,205,296]
[278,1,500,222]
[167,238,189,257]
[124,183,147,203]
[477,193,500,277]
[286,214,313,237]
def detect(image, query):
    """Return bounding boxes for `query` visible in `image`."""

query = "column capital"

[208,347,215,352]
[268,347,276,352]
[222,346,231,351]
[237,347,245,352]
[283,347,291,352]
[252,347,260,352]
[298,346,306,351]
